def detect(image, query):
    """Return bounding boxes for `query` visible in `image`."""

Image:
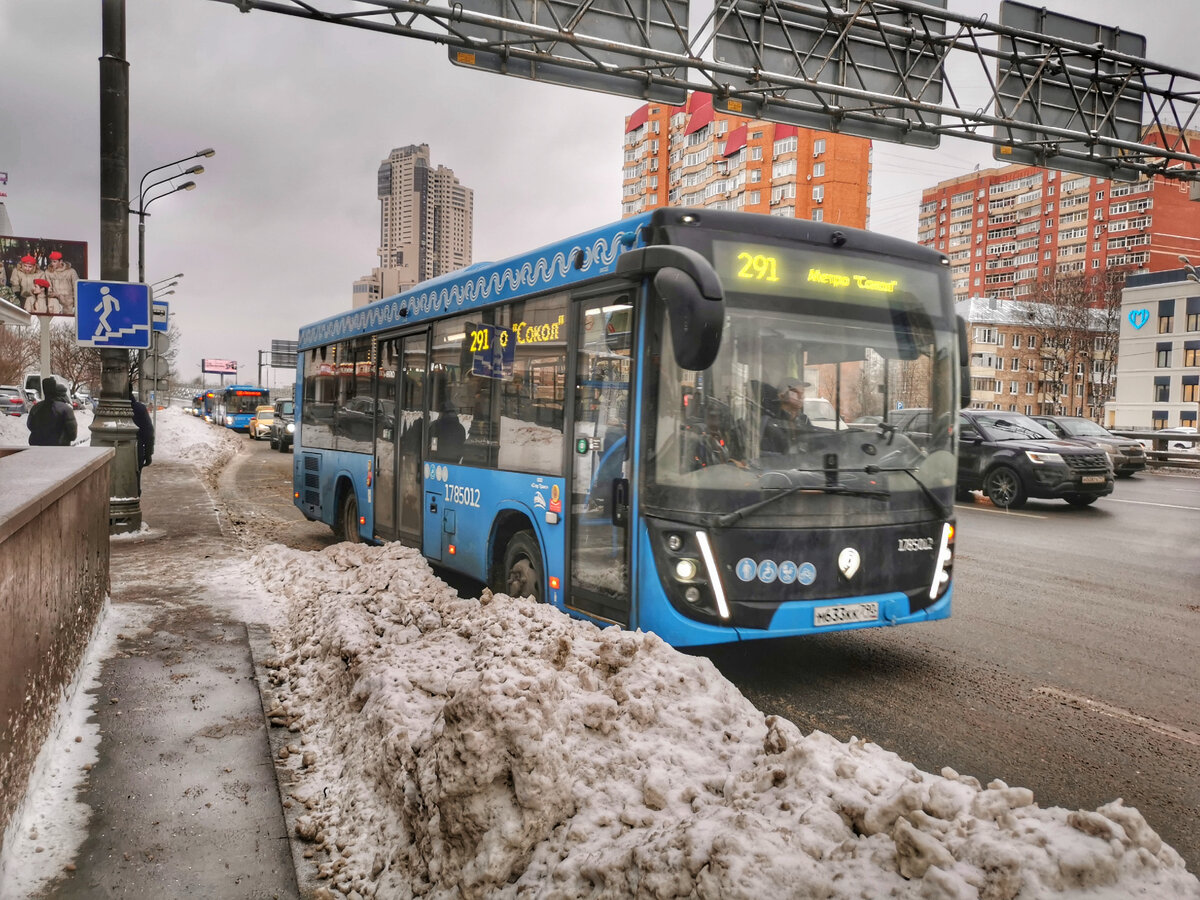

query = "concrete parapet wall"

[0,446,112,856]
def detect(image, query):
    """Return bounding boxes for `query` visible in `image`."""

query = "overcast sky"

[0,0,1194,390]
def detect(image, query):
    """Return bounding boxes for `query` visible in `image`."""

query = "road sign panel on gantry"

[994,1,1146,182]
[76,280,152,349]
[713,0,948,147]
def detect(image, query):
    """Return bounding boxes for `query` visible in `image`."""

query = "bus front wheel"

[338,489,361,544]
[501,531,543,602]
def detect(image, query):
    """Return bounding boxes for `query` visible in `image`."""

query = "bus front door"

[568,295,634,626]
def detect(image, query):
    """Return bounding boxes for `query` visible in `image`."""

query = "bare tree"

[1022,266,1130,420]
[49,321,103,393]
[0,325,38,384]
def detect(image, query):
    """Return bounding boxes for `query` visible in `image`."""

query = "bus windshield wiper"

[864,464,951,519]
[715,471,889,527]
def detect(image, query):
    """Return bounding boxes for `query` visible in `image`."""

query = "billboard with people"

[0,236,88,318]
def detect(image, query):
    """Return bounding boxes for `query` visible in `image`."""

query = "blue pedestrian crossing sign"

[76,280,152,349]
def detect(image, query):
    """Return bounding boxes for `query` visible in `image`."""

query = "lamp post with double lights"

[90,144,212,532]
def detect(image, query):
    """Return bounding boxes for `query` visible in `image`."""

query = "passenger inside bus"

[428,388,465,463]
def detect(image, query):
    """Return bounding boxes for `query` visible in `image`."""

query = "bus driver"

[761,376,815,453]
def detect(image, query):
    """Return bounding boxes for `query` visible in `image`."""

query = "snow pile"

[0,404,235,473]
[254,541,1199,899]
[154,405,241,471]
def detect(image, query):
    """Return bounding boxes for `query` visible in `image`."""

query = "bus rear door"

[374,331,427,546]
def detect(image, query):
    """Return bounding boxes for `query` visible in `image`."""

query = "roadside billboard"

[203,358,238,375]
[0,235,88,318]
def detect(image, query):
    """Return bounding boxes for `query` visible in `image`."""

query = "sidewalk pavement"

[32,461,300,899]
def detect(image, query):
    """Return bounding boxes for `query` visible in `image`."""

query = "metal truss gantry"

[210,0,1200,183]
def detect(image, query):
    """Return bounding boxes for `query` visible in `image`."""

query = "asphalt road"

[226,437,1200,874]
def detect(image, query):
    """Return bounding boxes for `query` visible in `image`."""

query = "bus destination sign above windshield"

[712,241,908,301]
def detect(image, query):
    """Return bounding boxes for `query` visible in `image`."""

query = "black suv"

[957,410,1113,508]
[269,398,295,452]
[1029,415,1146,478]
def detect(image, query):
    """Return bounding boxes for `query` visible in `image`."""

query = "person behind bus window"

[429,394,465,464]
[761,376,814,454]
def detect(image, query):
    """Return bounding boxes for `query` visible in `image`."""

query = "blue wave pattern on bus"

[298,217,649,348]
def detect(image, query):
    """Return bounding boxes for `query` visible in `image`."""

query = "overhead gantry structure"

[209,0,1199,183]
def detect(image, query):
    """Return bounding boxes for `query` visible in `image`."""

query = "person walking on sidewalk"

[27,376,78,446]
[130,387,155,493]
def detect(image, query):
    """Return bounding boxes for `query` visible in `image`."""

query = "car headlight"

[286,422,295,434]
[1024,450,1064,465]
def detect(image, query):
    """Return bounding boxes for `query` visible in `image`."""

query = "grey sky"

[0,0,1194,388]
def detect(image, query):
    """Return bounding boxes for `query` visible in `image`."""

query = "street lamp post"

[91,141,212,533]
[132,171,201,400]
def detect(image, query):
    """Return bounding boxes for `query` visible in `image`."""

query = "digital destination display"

[711,240,916,302]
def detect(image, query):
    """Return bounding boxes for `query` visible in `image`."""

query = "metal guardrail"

[1108,429,1200,470]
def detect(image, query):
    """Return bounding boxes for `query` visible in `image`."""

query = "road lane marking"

[1036,687,1200,748]
[1104,497,1200,512]
[955,503,1046,519]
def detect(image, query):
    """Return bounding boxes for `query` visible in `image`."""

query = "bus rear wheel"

[501,531,543,602]
[338,489,361,544]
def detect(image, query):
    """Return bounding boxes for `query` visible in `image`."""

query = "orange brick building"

[918,130,1200,305]
[621,93,872,227]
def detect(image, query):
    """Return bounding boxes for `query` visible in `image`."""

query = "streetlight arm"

[137,148,215,203]
[142,181,196,214]
[135,171,193,212]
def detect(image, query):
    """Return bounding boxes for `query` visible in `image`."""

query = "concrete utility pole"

[92,0,143,533]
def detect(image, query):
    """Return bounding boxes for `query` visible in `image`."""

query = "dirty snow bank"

[253,541,1199,899]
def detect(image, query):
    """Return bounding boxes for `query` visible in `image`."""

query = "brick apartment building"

[622,93,871,226]
[918,132,1200,306]
[956,295,1118,420]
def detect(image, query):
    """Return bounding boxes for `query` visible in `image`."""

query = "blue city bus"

[200,389,219,422]
[215,385,269,431]
[293,208,968,647]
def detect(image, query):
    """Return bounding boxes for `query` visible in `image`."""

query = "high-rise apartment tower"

[622,93,871,227]
[353,144,473,308]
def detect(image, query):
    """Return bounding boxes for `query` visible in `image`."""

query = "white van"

[23,372,70,403]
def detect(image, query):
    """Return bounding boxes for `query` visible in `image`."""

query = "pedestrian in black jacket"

[129,388,155,493]
[27,377,78,446]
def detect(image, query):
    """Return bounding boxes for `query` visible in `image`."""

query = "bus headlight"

[674,558,698,581]
[928,522,954,601]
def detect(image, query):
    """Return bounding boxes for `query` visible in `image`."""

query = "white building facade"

[1106,268,1200,430]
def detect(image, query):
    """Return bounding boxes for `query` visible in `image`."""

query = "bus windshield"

[644,248,958,528]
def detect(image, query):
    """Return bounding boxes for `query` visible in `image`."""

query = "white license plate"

[814,601,879,627]
[1081,475,1106,484]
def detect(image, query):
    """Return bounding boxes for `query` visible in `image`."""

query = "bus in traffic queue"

[214,385,270,431]
[291,208,968,647]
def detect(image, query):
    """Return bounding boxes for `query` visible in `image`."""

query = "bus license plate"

[814,601,879,627]
[1081,475,1105,484]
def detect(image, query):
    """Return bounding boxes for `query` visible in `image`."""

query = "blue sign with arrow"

[76,280,152,349]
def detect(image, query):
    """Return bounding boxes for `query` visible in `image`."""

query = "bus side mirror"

[616,245,725,372]
[957,315,971,409]
[655,268,724,371]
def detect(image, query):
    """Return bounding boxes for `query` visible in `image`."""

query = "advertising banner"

[203,358,238,375]
[0,235,88,318]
